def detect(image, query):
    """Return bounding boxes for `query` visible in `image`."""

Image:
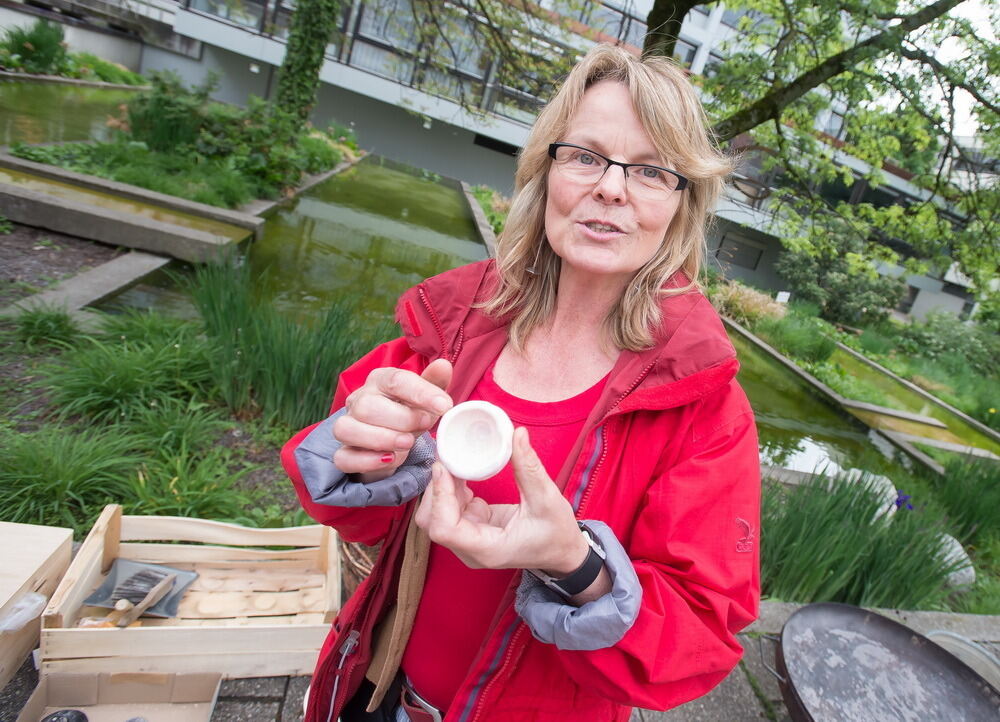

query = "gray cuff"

[294,408,436,507]
[514,520,641,651]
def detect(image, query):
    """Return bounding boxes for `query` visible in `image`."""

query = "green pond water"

[0,167,251,243]
[0,80,138,145]
[101,157,488,322]
[247,158,488,322]
[733,332,912,480]
[830,348,1000,457]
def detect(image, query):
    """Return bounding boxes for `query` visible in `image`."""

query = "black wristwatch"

[530,522,606,598]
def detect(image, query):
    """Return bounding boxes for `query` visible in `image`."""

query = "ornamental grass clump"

[762,471,962,609]
[130,446,251,519]
[0,20,67,74]
[16,305,80,349]
[708,280,786,326]
[0,426,141,531]
[41,333,213,423]
[752,313,836,364]
[189,260,396,428]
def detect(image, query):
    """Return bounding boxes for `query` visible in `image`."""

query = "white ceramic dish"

[436,400,514,481]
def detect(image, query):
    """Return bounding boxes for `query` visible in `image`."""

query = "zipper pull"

[339,629,360,657]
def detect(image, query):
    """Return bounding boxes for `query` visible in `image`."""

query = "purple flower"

[895,490,914,510]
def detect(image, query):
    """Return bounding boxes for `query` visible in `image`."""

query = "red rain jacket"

[281,259,760,722]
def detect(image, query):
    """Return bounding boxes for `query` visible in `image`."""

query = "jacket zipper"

[577,360,656,516]
[418,286,451,361]
[325,629,360,722]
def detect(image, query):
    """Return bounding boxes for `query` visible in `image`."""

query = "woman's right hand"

[333,358,453,482]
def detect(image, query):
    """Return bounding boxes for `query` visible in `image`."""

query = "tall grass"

[124,398,231,459]
[762,472,962,609]
[188,261,396,428]
[933,457,1000,546]
[708,280,786,326]
[753,313,836,364]
[0,426,141,531]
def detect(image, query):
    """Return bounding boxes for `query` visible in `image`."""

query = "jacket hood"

[395,260,739,416]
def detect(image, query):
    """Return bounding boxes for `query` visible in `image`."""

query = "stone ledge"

[0,153,263,232]
[460,181,497,258]
[0,250,170,318]
[748,601,1000,642]
[0,69,149,91]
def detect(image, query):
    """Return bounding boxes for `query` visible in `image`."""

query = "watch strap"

[530,523,606,598]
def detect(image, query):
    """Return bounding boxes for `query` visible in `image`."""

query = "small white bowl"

[436,400,514,481]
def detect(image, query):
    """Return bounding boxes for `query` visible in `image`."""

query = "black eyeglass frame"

[547,142,689,192]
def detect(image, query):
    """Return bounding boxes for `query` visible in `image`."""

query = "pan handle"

[757,634,786,684]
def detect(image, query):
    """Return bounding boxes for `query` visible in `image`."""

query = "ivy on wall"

[276,0,340,124]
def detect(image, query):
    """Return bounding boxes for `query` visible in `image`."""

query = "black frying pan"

[761,602,1000,721]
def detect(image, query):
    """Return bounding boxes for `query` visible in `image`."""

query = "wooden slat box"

[40,505,340,678]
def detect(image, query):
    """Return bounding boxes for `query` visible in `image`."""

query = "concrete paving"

[4,607,999,722]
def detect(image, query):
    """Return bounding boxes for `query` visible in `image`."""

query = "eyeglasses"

[548,143,688,195]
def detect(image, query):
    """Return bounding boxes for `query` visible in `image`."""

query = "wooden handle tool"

[116,573,176,627]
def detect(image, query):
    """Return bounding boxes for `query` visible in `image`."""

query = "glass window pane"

[673,38,698,66]
[189,0,265,29]
[350,40,415,83]
[715,235,763,270]
[357,0,419,53]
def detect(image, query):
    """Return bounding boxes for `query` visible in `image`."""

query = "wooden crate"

[40,505,340,678]
[0,521,73,689]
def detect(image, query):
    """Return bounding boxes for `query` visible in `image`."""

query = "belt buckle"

[401,678,443,722]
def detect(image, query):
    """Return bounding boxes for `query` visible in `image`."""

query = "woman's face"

[544,80,683,287]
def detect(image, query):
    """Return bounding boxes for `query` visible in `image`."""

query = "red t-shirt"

[401,362,608,712]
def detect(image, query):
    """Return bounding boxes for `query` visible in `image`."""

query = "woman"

[283,43,760,722]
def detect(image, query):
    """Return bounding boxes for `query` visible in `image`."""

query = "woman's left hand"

[415,427,590,576]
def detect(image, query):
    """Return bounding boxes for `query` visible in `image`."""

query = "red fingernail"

[381,453,394,464]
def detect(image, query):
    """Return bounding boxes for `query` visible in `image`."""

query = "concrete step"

[0,250,171,318]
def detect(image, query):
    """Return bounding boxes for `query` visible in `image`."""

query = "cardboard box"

[40,505,339,678]
[17,672,221,722]
[0,521,73,689]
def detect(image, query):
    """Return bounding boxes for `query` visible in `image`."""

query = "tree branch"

[710,0,968,142]
[897,44,1000,116]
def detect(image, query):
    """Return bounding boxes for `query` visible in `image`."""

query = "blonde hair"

[482,44,733,351]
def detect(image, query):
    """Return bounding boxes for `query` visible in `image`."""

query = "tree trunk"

[276,0,341,126]
[643,0,704,58]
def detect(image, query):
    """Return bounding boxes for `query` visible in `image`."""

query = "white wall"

[0,5,141,69]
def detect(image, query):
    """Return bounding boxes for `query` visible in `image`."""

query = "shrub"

[16,305,79,349]
[65,51,145,85]
[708,280,786,326]
[0,20,68,75]
[0,426,141,533]
[896,311,1000,379]
[128,71,212,151]
[775,243,906,326]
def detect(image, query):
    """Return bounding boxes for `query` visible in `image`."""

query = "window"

[721,6,747,27]
[896,286,919,314]
[820,110,845,140]
[715,234,764,271]
[704,52,724,77]
[673,38,698,67]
